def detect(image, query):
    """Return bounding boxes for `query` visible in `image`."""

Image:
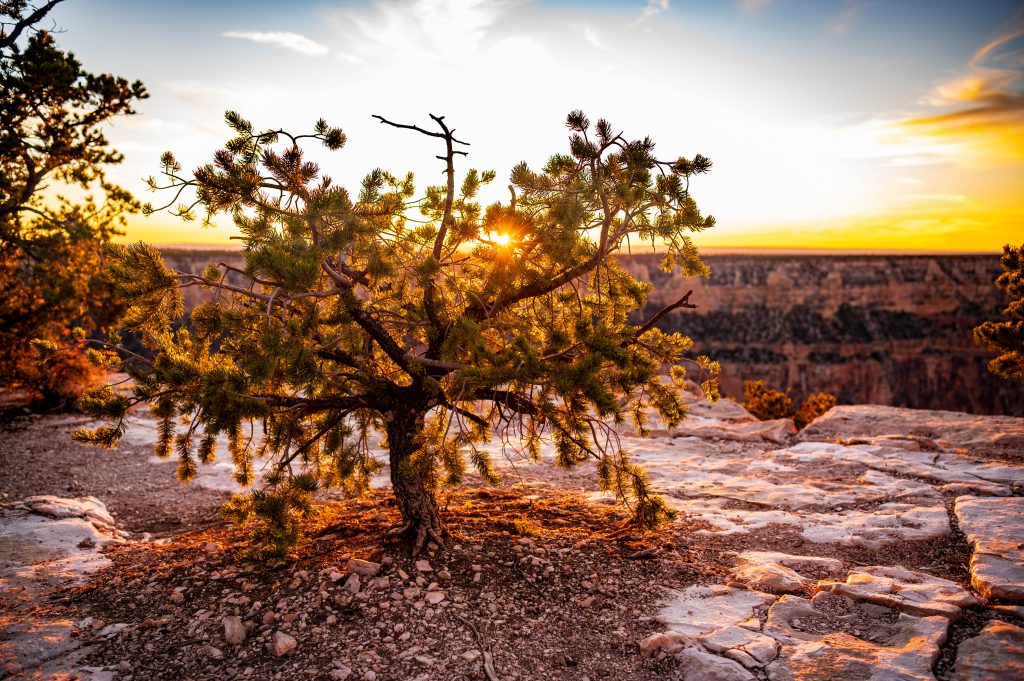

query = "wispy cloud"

[581,25,609,51]
[638,0,669,23]
[223,30,329,56]
[333,0,522,59]
[879,21,1024,166]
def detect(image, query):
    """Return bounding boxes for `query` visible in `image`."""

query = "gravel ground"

[0,413,229,536]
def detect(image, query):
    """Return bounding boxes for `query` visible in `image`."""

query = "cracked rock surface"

[1,496,127,680]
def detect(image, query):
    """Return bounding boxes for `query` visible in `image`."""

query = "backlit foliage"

[742,380,836,430]
[0,0,146,407]
[74,109,718,555]
[975,243,1024,383]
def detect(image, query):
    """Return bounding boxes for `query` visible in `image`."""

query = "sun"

[490,231,511,247]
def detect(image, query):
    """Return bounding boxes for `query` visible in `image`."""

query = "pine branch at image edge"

[70,109,721,556]
[975,243,1024,384]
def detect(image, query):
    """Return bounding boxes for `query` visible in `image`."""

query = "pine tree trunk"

[386,407,444,554]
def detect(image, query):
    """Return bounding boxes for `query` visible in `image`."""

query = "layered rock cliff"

[621,253,1024,416]
[159,249,1024,416]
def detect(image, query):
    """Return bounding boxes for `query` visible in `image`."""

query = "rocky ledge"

[0,402,1022,680]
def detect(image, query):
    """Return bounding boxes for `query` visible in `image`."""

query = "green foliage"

[974,243,1024,383]
[223,477,319,560]
[80,109,719,554]
[0,1,146,408]
[742,380,836,430]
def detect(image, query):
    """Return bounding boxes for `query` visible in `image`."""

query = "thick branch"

[373,113,470,351]
[469,389,540,416]
[631,290,696,340]
[252,394,373,412]
[466,247,605,323]
[0,0,64,50]
[321,261,413,373]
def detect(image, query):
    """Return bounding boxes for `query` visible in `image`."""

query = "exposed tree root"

[450,611,501,681]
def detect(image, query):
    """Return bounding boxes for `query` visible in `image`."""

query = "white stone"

[347,558,381,577]
[270,631,297,657]
[223,615,246,645]
[344,572,361,594]
[639,631,686,656]
[330,666,353,680]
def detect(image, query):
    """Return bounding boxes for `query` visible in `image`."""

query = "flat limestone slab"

[820,566,978,619]
[955,496,1024,602]
[801,405,1024,453]
[763,592,950,681]
[674,497,951,549]
[0,497,126,679]
[953,620,1024,680]
[658,585,777,638]
[728,552,845,595]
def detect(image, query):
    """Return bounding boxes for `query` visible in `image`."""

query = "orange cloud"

[888,22,1024,166]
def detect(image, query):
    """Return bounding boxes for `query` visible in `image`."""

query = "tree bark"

[386,407,444,554]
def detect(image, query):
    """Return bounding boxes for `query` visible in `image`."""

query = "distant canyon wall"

[621,253,1024,417]
[160,249,1024,416]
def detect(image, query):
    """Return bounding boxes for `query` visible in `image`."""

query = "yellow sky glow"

[89,2,1023,253]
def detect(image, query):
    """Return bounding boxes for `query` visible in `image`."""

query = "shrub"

[741,380,836,430]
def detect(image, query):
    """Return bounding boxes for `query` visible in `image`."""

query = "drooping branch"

[274,410,352,472]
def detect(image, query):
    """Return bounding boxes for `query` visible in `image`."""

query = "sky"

[50,0,1024,251]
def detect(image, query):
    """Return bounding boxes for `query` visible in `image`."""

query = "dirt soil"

[0,414,229,536]
[59,489,721,681]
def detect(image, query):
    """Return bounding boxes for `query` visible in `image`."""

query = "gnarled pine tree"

[75,110,718,555]
[975,243,1024,383]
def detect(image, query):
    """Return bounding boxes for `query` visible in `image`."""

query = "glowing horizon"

[50,0,1024,252]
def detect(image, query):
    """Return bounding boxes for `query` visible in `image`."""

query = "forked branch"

[632,290,696,340]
